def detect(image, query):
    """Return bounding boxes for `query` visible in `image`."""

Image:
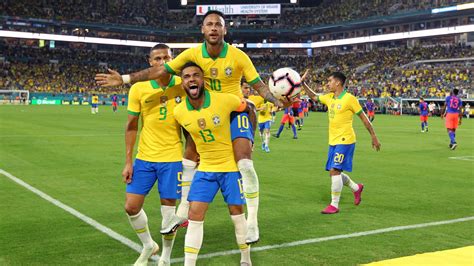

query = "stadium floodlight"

[290,0,297,3]
[181,0,187,5]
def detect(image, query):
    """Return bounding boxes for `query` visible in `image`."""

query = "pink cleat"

[353,184,364,205]
[180,220,189,228]
[321,204,339,214]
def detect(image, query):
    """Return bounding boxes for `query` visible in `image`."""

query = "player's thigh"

[126,159,158,196]
[218,172,246,206]
[230,111,254,142]
[188,171,220,203]
[232,138,252,161]
[125,193,146,214]
[325,144,355,172]
[156,161,182,200]
[281,114,289,124]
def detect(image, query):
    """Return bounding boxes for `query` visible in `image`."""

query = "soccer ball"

[268,67,302,100]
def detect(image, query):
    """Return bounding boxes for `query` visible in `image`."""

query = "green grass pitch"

[1,105,473,265]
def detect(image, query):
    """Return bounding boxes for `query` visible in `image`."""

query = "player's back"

[446,95,462,113]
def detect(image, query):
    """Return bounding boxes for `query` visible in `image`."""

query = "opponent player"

[441,89,463,150]
[301,98,309,117]
[111,93,118,112]
[174,62,251,266]
[122,44,186,266]
[91,93,99,114]
[419,98,429,132]
[292,99,302,130]
[96,10,286,244]
[302,72,381,214]
[365,97,376,122]
[273,107,298,139]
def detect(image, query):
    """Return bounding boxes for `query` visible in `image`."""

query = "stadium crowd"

[2,0,469,30]
[1,42,472,99]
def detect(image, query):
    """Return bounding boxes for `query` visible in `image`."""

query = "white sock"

[237,159,259,230]
[184,220,204,266]
[160,206,176,263]
[264,131,270,147]
[176,159,197,219]
[127,209,154,248]
[330,175,343,208]
[341,173,359,192]
[231,214,251,265]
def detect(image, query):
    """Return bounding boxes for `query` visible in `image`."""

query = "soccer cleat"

[449,143,453,149]
[264,145,270,153]
[272,134,280,138]
[421,130,425,133]
[321,204,339,214]
[246,226,260,245]
[425,127,428,132]
[451,143,457,150]
[261,143,265,151]
[134,241,159,266]
[160,215,188,235]
[353,184,364,205]
[293,136,298,139]
[241,262,252,266]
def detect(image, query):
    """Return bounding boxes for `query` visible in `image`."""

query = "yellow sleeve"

[350,95,363,115]
[319,94,330,106]
[227,94,244,112]
[164,48,195,75]
[127,85,141,116]
[238,51,261,85]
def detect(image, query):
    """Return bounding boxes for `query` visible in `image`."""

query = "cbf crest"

[160,96,168,106]
[175,96,182,103]
[198,118,206,129]
[210,68,218,78]
[224,67,233,77]
[337,104,342,110]
[212,114,221,126]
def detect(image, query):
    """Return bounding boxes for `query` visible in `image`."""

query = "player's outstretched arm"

[358,112,381,151]
[122,115,139,184]
[95,65,169,87]
[301,82,319,103]
[252,80,289,108]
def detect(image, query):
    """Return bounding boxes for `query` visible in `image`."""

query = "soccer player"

[91,93,99,114]
[465,103,470,119]
[302,72,381,214]
[273,107,298,139]
[122,43,186,266]
[365,97,376,122]
[301,98,309,117]
[111,93,118,112]
[96,10,286,244]
[441,89,463,150]
[257,100,274,152]
[174,62,251,266]
[419,98,429,132]
[292,100,302,130]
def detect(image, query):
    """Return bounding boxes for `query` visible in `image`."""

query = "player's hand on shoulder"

[95,68,123,87]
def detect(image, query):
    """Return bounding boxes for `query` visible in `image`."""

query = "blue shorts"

[325,143,355,172]
[258,121,271,131]
[230,112,254,142]
[188,171,246,205]
[91,104,98,108]
[126,159,182,199]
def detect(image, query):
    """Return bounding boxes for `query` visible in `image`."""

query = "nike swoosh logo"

[177,190,182,193]
[240,129,248,133]
[145,100,153,103]
[184,123,191,127]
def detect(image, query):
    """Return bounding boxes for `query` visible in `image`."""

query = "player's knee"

[188,207,205,221]
[329,169,342,176]
[228,205,244,216]
[124,204,141,216]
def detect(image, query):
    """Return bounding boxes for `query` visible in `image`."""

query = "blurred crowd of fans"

[1,43,471,99]
[2,0,469,30]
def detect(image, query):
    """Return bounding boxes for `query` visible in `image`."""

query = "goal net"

[0,90,29,105]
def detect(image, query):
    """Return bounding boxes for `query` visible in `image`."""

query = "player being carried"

[174,62,252,266]
[96,10,287,244]
[302,71,381,214]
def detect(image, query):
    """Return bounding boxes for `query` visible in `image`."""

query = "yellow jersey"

[164,42,261,97]
[127,76,186,162]
[174,91,244,172]
[258,102,274,124]
[248,94,264,107]
[318,91,363,145]
[92,96,99,104]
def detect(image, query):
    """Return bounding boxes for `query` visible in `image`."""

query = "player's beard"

[185,84,205,100]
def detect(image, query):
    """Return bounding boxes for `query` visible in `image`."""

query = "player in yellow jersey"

[96,10,286,244]
[302,72,381,214]
[257,100,274,153]
[122,44,186,266]
[91,94,99,114]
[174,62,251,266]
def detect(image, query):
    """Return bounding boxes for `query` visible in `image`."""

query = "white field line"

[448,156,474,161]
[2,169,473,264]
[169,216,474,263]
[0,169,158,261]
